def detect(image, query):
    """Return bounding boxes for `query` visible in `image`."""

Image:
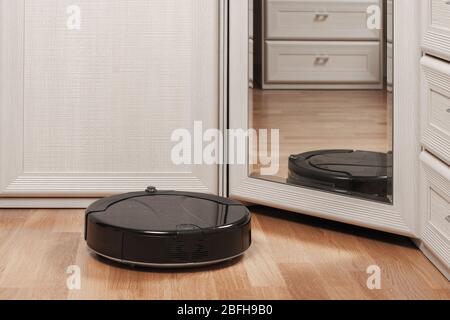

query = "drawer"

[249,39,254,85]
[265,41,381,84]
[430,189,450,240]
[421,56,450,164]
[265,0,381,40]
[423,0,450,60]
[387,0,393,43]
[249,0,254,39]
[387,42,393,86]
[420,152,450,267]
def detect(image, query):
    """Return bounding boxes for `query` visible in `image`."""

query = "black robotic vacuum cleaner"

[85,187,251,268]
[288,150,392,203]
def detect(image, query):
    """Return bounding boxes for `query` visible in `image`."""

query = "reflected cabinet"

[249,0,394,204]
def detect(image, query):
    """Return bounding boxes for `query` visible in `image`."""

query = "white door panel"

[228,0,420,237]
[0,0,220,199]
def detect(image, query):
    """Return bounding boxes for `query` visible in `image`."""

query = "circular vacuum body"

[85,187,251,268]
[288,150,392,202]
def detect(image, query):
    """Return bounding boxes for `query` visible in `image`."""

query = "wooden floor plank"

[0,207,448,300]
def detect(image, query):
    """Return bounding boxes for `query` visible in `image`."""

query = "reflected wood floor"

[250,89,393,179]
[0,207,448,300]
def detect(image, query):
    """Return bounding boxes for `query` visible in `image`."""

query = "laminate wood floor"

[0,207,448,300]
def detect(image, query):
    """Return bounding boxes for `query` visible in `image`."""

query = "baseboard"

[0,198,98,209]
[413,238,450,281]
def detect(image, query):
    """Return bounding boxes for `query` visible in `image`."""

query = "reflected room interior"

[249,0,394,204]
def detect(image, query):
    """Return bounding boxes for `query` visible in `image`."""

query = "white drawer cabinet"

[420,152,450,274]
[265,0,381,40]
[420,0,450,281]
[257,0,383,89]
[265,41,381,84]
[421,56,450,164]
[423,0,450,61]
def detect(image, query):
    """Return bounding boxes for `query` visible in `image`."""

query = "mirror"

[248,0,393,204]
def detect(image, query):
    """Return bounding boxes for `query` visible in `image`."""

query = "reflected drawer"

[265,41,381,84]
[265,0,381,40]
[421,56,450,164]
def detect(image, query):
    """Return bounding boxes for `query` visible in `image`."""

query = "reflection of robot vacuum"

[288,150,392,203]
[85,187,251,268]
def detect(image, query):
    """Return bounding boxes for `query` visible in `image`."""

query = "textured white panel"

[0,0,220,198]
[23,0,218,174]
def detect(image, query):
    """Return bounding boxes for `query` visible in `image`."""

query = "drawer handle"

[446,216,450,223]
[314,13,329,21]
[446,108,450,113]
[315,56,329,65]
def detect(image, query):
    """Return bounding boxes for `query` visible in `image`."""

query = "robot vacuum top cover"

[288,150,392,202]
[85,187,251,268]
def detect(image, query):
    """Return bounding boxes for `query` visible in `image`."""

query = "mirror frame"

[228,0,421,236]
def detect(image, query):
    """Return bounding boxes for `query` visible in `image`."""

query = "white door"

[0,0,222,206]
[228,0,421,237]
